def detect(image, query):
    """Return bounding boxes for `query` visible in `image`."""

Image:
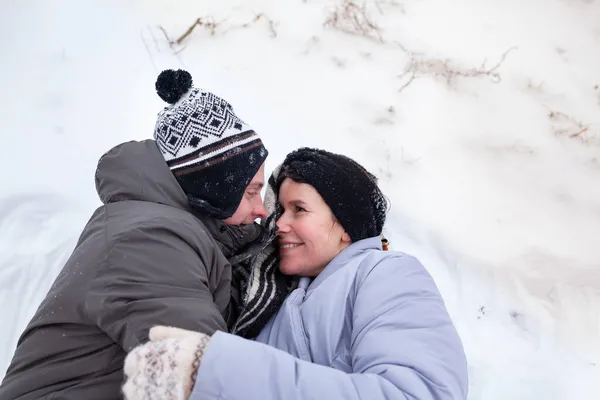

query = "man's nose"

[253,198,267,219]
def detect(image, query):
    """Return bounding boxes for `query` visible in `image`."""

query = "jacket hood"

[95,139,190,209]
[94,139,265,258]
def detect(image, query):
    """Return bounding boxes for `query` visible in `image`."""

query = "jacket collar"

[195,214,265,260]
[306,237,382,294]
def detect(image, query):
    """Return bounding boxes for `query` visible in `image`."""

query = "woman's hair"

[276,148,389,242]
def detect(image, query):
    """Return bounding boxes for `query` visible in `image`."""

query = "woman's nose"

[275,215,290,233]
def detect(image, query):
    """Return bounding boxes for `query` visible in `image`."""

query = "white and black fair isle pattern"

[127,335,209,400]
[155,88,261,172]
[231,166,300,339]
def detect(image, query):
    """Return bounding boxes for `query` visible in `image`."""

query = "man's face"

[223,163,267,225]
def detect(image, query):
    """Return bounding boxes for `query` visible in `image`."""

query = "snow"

[1,0,599,398]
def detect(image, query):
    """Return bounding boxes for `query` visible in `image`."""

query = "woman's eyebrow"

[287,199,308,206]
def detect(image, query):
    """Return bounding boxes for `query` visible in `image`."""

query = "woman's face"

[276,178,351,277]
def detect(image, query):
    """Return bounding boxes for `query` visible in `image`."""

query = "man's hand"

[122,326,211,400]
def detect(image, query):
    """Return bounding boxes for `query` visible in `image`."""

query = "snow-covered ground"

[1,0,599,398]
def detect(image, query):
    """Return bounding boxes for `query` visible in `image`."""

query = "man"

[0,69,270,400]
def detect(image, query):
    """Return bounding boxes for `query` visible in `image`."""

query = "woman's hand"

[122,326,211,400]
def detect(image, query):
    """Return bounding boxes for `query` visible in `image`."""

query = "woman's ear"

[341,231,352,243]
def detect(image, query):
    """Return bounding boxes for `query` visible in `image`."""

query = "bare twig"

[547,109,597,144]
[225,13,278,38]
[174,17,219,45]
[158,25,173,44]
[570,126,589,138]
[392,40,414,55]
[252,13,278,38]
[456,46,518,81]
[399,46,517,89]
[324,0,383,43]
[397,69,418,93]
[174,44,188,55]
[162,13,278,41]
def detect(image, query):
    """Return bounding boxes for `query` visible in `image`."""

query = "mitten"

[122,326,211,400]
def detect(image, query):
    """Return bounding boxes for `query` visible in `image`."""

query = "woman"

[122,148,469,400]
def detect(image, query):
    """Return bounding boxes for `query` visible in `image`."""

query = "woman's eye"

[246,191,259,198]
[295,205,306,212]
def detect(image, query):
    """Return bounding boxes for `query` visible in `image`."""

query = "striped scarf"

[230,166,299,339]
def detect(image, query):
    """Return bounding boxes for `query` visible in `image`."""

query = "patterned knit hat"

[153,69,268,219]
[278,148,388,241]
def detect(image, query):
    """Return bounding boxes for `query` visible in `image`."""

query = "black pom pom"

[155,69,193,104]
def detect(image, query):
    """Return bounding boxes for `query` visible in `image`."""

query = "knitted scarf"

[230,166,299,339]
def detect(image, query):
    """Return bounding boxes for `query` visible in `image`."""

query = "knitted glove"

[122,326,211,400]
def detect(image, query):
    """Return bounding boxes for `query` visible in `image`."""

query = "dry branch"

[548,110,595,143]
[222,13,278,37]
[397,46,517,91]
[158,13,278,49]
[324,0,383,42]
